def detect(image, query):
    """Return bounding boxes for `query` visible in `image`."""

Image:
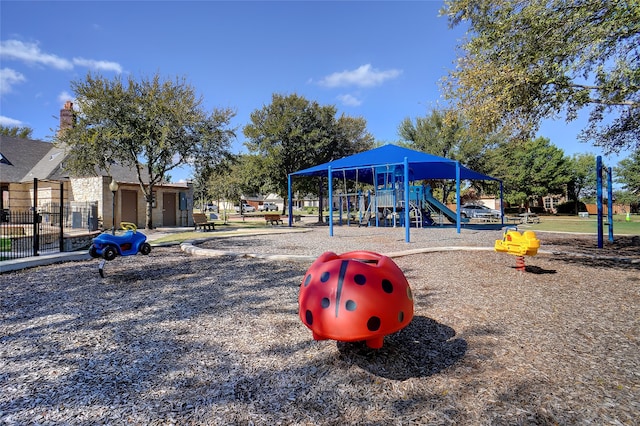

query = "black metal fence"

[0,202,98,261]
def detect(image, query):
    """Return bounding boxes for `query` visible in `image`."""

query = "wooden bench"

[264,214,283,225]
[193,213,215,231]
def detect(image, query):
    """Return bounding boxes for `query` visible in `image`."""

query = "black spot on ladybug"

[367,316,381,331]
[345,300,356,311]
[321,297,330,308]
[354,274,366,285]
[305,310,313,325]
[320,271,330,283]
[382,279,393,293]
[304,275,312,287]
[398,311,404,322]
[406,286,413,300]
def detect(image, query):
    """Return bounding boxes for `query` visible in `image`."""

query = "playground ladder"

[408,201,423,228]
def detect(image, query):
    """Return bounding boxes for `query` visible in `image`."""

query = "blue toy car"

[89,222,151,261]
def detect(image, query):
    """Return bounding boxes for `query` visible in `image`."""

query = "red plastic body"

[299,251,414,349]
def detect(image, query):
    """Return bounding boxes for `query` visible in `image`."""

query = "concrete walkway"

[0,227,194,274]
[0,226,312,273]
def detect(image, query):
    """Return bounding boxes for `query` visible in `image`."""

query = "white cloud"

[337,93,362,107]
[0,39,123,74]
[0,68,26,94]
[73,57,123,73]
[0,115,24,127]
[319,64,402,88]
[0,40,73,70]
[57,91,75,105]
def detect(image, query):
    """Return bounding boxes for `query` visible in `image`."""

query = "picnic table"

[519,213,540,224]
[475,212,500,223]
[505,216,522,225]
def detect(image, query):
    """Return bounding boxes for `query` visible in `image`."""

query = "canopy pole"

[500,181,504,225]
[373,166,379,227]
[287,174,293,227]
[456,161,461,234]
[342,170,347,225]
[355,168,359,193]
[328,166,333,237]
[404,157,410,243]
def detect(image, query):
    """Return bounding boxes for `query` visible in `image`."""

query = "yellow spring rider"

[494,227,540,272]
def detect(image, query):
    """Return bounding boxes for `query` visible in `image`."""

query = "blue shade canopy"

[290,144,499,183]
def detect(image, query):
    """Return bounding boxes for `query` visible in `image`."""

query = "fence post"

[33,178,39,256]
[59,182,65,252]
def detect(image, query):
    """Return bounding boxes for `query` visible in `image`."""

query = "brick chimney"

[59,101,75,131]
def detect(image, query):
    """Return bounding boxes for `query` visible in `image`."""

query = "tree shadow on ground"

[336,316,467,380]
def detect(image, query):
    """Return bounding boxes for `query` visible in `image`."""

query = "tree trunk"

[145,200,153,229]
[317,179,324,223]
[141,183,154,229]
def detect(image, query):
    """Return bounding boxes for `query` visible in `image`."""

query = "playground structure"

[329,164,471,228]
[299,250,414,349]
[289,145,504,242]
[494,227,540,272]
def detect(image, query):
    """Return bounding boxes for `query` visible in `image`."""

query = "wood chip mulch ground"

[1,228,638,425]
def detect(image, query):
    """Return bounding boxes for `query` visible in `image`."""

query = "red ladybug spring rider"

[298,251,414,349]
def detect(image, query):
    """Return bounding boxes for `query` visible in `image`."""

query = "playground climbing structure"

[331,163,467,228]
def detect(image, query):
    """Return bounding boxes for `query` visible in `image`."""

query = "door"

[121,190,138,225]
[163,192,176,226]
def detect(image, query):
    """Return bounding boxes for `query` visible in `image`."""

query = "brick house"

[0,103,193,230]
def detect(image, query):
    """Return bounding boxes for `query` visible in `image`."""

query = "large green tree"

[202,154,267,219]
[615,150,640,200]
[398,108,500,202]
[0,125,33,139]
[566,153,597,214]
[485,137,570,209]
[243,93,374,216]
[442,0,640,153]
[56,72,236,229]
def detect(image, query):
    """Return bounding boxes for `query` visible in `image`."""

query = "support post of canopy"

[500,180,505,225]
[456,161,461,234]
[287,174,293,227]
[328,166,334,237]
[404,156,410,243]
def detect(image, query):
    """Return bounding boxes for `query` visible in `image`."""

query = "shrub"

[556,201,587,215]
[504,207,522,214]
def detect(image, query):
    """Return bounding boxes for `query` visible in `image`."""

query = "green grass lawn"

[151,214,639,245]
[151,219,307,245]
[525,214,640,235]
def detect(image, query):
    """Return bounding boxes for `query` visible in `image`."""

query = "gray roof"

[0,136,57,183]
[20,143,68,182]
[0,135,154,184]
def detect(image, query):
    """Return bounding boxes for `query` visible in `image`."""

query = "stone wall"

[64,232,100,252]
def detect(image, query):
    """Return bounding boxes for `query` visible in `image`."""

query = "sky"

[0,1,632,183]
